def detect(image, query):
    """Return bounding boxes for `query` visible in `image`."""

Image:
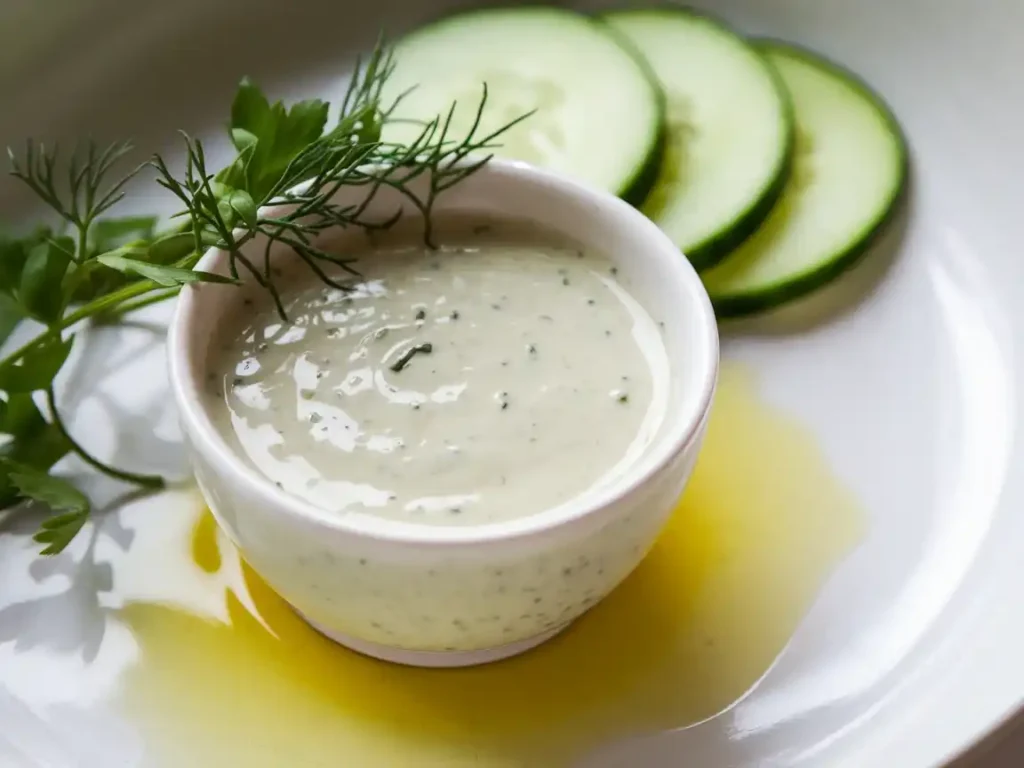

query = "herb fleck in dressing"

[208,220,667,525]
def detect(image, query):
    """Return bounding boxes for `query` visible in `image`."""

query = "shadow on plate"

[0,491,140,662]
[0,316,188,662]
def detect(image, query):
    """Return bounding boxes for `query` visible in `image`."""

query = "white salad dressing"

[206,218,669,526]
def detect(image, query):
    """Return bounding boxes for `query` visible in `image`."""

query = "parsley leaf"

[1,459,90,555]
[223,188,258,230]
[226,79,329,200]
[146,231,202,265]
[0,393,71,472]
[0,230,30,289]
[0,292,24,350]
[19,237,74,325]
[96,254,238,287]
[0,335,73,393]
[91,215,159,253]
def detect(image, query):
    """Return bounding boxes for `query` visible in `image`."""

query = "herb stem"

[62,280,158,326]
[44,387,165,489]
[0,279,159,375]
[75,221,89,265]
[99,287,181,321]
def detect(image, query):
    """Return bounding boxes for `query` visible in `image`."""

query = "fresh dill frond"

[149,53,530,320]
[6,140,144,242]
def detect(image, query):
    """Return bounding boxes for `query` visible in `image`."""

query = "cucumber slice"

[379,7,665,204]
[604,8,794,271]
[701,42,909,317]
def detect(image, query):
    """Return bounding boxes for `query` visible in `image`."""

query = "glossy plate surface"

[0,1,1022,766]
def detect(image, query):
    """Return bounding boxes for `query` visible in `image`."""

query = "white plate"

[0,1,1022,766]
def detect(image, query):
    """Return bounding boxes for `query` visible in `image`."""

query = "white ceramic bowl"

[167,157,719,667]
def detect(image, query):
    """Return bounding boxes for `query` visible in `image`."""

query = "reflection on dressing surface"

[206,220,668,526]
[121,364,863,766]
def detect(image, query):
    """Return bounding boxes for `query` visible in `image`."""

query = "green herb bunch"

[0,42,526,555]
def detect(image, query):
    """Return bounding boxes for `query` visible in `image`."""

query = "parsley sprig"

[0,41,527,554]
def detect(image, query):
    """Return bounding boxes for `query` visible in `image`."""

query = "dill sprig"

[149,47,531,318]
[0,38,527,554]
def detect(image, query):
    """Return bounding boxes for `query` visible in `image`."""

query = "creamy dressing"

[206,219,668,525]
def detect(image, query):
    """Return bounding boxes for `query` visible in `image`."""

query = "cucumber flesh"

[379,7,664,203]
[701,43,908,317]
[604,9,794,271]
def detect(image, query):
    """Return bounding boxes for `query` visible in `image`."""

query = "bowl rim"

[167,157,720,547]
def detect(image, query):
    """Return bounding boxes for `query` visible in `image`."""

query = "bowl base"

[296,610,570,668]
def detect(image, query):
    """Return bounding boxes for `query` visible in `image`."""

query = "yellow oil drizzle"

[118,364,863,766]
[189,509,221,575]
